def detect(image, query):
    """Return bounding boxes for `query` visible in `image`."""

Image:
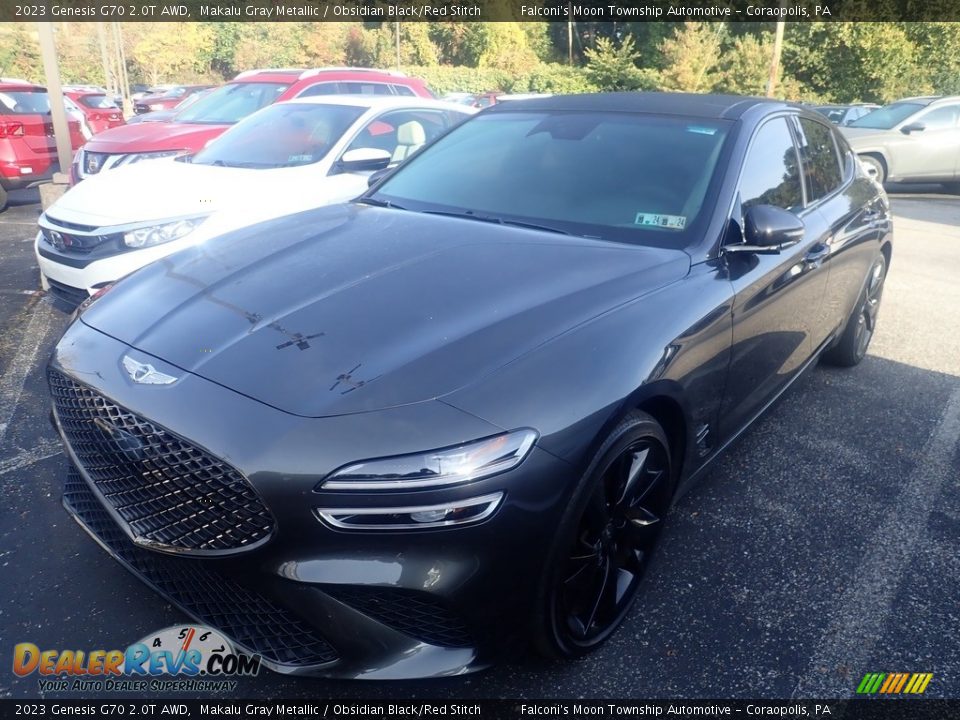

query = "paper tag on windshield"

[634,213,687,230]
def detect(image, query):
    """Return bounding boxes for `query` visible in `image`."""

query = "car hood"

[81,205,690,418]
[81,122,228,154]
[46,160,351,228]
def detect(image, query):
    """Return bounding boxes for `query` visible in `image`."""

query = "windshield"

[192,102,365,169]
[0,89,49,114]
[848,102,925,129]
[370,111,730,247]
[78,94,117,110]
[174,82,289,125]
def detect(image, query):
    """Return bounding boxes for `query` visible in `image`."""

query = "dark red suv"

[0,80,86,212]
[133,84,215,115]
[72,68,434,183]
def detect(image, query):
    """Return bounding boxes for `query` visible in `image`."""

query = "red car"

[0,80,86,211]
[133,84,214,115]
[63,90,124,135]
[72,68,434,183]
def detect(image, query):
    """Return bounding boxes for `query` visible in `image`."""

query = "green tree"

[0,24,42,81]
[583,35,654,92]
[714,33,772,96]
[131,22,216,84]
[657,22,723,93]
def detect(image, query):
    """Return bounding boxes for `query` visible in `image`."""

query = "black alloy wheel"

[539,412,672,657]
[824,253,887,367]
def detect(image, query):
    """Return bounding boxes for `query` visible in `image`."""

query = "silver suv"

[841,95,960,191]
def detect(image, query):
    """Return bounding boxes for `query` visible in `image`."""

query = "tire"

[0,185,8,213]
[822,254,887,368]
[535,410,673,659]
[858,154,886,184]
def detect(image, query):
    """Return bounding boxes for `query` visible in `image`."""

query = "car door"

[890,102,960,180]
[719,115,832,440]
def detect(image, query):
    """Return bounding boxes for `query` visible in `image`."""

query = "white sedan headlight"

[123,217,206,249]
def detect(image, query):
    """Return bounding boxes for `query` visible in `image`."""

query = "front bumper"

[50,320,578,678]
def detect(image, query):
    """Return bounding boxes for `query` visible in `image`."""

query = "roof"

[485,92,784,120]
[276,95,472,113]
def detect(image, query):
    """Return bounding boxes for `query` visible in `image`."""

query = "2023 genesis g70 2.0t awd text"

[49,93,892,679]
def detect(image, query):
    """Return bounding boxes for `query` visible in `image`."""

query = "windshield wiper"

[421,209,572,236]
[355,197,406,210]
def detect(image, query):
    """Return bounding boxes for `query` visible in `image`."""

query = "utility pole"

[95,22,112,95]
[36,22,73,173]
[395,22,401,71]
[766,21,785,98]
[567,5,573,65]
[112,22,131,115]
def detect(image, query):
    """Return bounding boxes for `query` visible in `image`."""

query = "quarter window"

[297,82,341,98]
[342,82,393,96]
[796,117,843,203]
[739,118,803,211]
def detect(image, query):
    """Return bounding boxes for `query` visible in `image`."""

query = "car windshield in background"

[371,111,730,247]
[191,102,365,169]
[174,82,289,124]
[0,89,49,114]
[848,102,925,129]
[78,94,116,109]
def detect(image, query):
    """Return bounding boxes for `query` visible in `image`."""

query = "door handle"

[803,244,830,268]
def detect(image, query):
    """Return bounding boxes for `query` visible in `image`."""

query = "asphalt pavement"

[0,185,957,700]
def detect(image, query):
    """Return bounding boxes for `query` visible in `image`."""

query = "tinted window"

[0,89,49,115]
[78,94,117,109]
[740,118,803,211]
[372,112,731,247]
[848,102,925,130]
[917,104,959,130]
[796,117,843,203]
[175,82,289,124]
[343,82,393,96]
[297,82,341,98]
[392,85,416,97]
[191,102,364,169]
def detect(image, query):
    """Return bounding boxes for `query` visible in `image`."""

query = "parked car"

[810,103,880,126]
[125,88,211,125]
[71,68,435,184]
[0,79,87,211]
[133,84,214,115]
[63,89,124,135]
[841,95,960,190]
[442,91,501,108]
[47,93,891,677]
[37,96,471,306]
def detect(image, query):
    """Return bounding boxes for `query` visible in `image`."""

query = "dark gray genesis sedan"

[48,93,892,679]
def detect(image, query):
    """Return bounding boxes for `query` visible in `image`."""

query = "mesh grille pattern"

[49,369,274,553]
[324,585,472,648]
[63,469,338,667]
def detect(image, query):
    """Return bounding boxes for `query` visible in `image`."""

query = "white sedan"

[36,95,474,306]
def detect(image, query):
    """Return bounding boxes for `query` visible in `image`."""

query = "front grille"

[63,469,338,667]
[324,585,473,648]
[44,215,100,233]
[40,225,122,255]
[49,369,275,553]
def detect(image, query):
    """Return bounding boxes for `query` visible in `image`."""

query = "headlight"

[320,429,538,491]
[123,217,205,249]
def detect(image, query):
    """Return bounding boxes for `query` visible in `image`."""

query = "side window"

[344,110,453,163]
[342,82,393,96]
[297,82,341,98]
[739,118,803,211]
[391,85,416,97]
[916,104,959,131]
[795,117,843,203]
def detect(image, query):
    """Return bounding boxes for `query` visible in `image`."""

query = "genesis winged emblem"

[122,356,178,385]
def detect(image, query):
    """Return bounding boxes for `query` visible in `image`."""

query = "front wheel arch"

[858,152,888,183]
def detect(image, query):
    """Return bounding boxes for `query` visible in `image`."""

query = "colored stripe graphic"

[857,672,932,694]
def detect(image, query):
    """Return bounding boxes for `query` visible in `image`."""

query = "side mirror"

[900,121,925,134]
[338,148,391,173]
[726,205,805,256]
